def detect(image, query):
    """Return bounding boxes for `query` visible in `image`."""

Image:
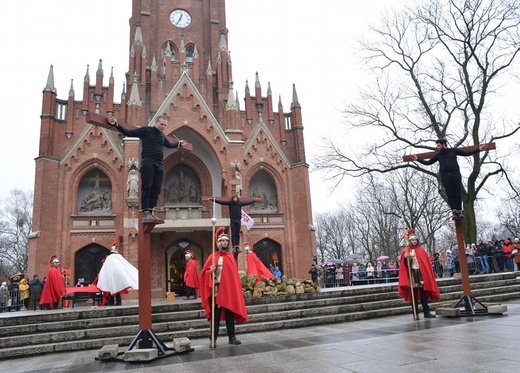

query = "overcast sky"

[0,0,410,214]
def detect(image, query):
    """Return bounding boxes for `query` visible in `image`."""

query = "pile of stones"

[240,274,320,299]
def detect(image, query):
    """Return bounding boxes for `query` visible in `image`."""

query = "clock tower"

[29,0,317,298]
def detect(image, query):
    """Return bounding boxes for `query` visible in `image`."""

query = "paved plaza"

[2,298,520,372]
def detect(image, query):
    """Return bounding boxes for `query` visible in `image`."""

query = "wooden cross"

[86,112,193,151]
[402,142,495,162]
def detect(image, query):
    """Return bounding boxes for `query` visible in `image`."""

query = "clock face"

[170,9,192,28]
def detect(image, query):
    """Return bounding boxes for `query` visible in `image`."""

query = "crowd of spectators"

[0,274,44,312]
[317,237,520,288]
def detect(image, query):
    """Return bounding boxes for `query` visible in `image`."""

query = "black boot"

[424,312,436,318]
[228,335,241,345]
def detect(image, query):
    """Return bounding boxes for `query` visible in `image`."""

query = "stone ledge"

[435,307,461,317]
[124,348,158,362]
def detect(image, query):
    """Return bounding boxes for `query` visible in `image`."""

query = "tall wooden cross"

[402,141,496,316]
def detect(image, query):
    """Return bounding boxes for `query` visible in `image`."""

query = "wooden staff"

[210,199,217,349]
[407,252,418,321]
[402,227,417,320]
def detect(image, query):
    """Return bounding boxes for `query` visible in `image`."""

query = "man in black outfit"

[411,139,488,218]
[209,195,260,255]
[107,114,186,220]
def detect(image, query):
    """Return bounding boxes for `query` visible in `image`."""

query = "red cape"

[246,252,274,283]
[398,245,441,301]
[199,250,248,323]
[39,266,66,308]
[184,259,200,289]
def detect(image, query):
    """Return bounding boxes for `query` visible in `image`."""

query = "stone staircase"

[1,272,519,360]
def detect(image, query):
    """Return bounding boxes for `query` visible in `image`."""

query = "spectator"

[351,263,359,282]
[335,264,344,286]
[375,261,384,283]
[446,250,454,277]
[476,240,490,274]
[502,238,514,271]
[387,260,398,282]
[513,238,520,271]
[308,264,318,285]
[19,278,30,311]
[492,240,505,272]
[29,275,44,311]
[366,262,375,284]
[0,282,9,313]
[273,266,282,280]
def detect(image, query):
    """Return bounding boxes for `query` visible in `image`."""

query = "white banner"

[241,209,254,230]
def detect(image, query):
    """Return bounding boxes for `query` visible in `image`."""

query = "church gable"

[243,123,290,174]
[151,71,228,149]
[61,124,124,174]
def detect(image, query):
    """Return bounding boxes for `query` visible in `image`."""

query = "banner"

[241,209,254,230]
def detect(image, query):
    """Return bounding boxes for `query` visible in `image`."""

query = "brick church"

[28,0,316,298]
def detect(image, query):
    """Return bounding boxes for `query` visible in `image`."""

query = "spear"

[210,199,217,349]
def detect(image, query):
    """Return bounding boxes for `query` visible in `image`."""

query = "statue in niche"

[231,160,242,197]
[126,168,139,198]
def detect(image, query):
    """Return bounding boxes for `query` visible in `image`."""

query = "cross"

[85,112,193,151]
[402,142,495,162]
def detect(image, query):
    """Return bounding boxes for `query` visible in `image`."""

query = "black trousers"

[229,219,241,247]
[140,159,163,211]
[411,287,430,315]
[211,306,236,339]
[440,171,462,210]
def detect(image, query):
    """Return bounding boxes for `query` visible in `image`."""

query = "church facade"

[28,0,316,298]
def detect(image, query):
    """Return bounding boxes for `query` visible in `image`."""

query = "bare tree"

[497,196,520,238]
[0,189,33,275]
[314,210,353,261]
[314,0,520,244]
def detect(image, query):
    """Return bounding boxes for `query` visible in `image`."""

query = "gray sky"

[0,0,409,214]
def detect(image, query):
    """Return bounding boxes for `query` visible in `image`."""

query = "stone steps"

[1,272,519,359]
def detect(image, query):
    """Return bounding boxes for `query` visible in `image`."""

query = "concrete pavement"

[2,298,520,372]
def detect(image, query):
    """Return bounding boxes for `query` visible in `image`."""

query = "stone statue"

[126,168,139,198]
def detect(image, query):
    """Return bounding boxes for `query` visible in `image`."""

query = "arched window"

[249,171,278,213]
[186,45,194,63]
[77,169,112,214]
[163,41,176,61]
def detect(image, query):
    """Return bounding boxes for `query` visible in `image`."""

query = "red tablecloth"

[65,285,101,294]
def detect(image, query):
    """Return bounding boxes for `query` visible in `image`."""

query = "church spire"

[291,83,301,109]
[43,64,56,93]
[133,21,144,45]
[127,72,142,106]
[68,79,74,97]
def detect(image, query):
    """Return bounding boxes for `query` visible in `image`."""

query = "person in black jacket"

[107,114,186,220]
[411,139,488,218]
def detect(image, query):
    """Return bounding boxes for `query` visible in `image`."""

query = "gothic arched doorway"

[254,239,282,274]
[166,240,203,296]
[75,244,109,285]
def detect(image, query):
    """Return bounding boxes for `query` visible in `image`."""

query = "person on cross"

[208,195,261,254]
[411,138,488,218]
[107,114,187,220]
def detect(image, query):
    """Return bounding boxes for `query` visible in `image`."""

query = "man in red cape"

[200,227,248,346]
[40,255,66,309]
[398,234,440,320]
[183,250,200,300]
[244,242,274,283]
